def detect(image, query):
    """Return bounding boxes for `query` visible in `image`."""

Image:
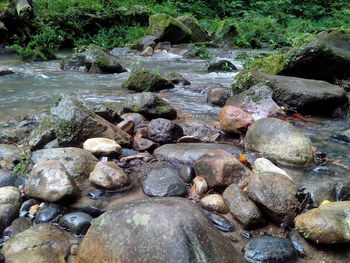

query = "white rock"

[83,138,121,156]
[253,158,292,181]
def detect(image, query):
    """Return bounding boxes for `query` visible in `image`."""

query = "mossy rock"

[130,35,157,51]
[122,69,174,92]
[233,70,348,115]
[147,13,192,44]
[208,60,237,72]
[215,19,238,47]
[123,92,177,120]
[116,5,154,24]
[246,53,288,75]
[176,15,209,42]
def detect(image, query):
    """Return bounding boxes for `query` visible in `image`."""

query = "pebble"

[191,176,208,196]
[200,194,229,214]
[35,206,62,224]
[87,189,105,200]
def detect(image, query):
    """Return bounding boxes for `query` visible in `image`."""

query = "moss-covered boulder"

[176,15,209,42]
[60,44,127,74]
[51,94,131,147]
[248,30,350,82]
[245,118,314,166]
[147,13,192,44]
[122,69,174,92]
[233,70,348,115]
[123,92,177,120]
[215,19,238,47]
[208,60,237,72]
[130,35,157,51]
[116,5,154,25]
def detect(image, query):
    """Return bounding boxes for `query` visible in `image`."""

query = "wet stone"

[87,189,105,200]
[59,212,93,235]
[35,205,62,224]
[19,199,39,217]
[147,118,183,144]
[243,236,297,263]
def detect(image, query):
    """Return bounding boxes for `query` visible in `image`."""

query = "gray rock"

[24,160,78,202]
[123,92,177,120]
[207,86,232,106]
[143,161,187,197]
[121,113,146,126]
[0,144,25,170]
[0,186,22,233]
[248,172,298,223]
[0,170,16,187]
[165,72,191,86]
[51,94,131,147]
[147,118,183,144]
[226,84,284,120]
[245,118,314,166]
[132,138,159,152]
[2,224,73,263]
[59,212,93,235]
[130,35,157,51]
[252,157,292,181]
[31,147,98,176]
[77,197,244,263]
[223,184,265,229]
[243,236,297,263]
[154,143,243,166]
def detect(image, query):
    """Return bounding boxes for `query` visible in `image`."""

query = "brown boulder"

[219,106,254,133]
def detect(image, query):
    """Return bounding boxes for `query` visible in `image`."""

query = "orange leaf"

[239,154,247,163]
[331,159,342,163]
[292,113,306,119]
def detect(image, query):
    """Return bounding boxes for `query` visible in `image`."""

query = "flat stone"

[83,138,121,156]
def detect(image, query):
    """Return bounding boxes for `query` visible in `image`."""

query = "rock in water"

[24,160,78,202]
[31,147,98,176]
[121,68,174,92]
[253,157,292,181]
[0,186,22,233]
[243,236,297,263]
[77,198,243,263]
[207,86,232,106]
[208,60,237,72]
[295,201,350,244]
[143,161,187,197]
[248,172,298,223]
[147,118,183,144]
[245,118,314,166]
[123,92,177,120]
[83,138,121,156]
[59,212,93,235]
[176,15,209,42]
[2,224,73,263]
[219,106,254,134]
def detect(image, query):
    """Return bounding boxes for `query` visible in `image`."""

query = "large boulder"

[194,149,252,189]
[0,186,22,233]
[77,198,243,263]
[245,118,314,166]
[147,13,192,44]
[31,147,98,176]
[60,44,127,74]
[248,172,298,224]
[233,71,348,115]
[226,84,285,120]
[154,143,243,166]
[24,160,78,202]
[122,69,174,92]
[2,224,73,263]
[206,86,232,106]
[51,94,131,146]
[123,92,177,120]
[295,201,350,244]
[176,15,209,42]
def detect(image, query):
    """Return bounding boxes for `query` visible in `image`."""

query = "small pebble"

[87,189,105,200]
[29,204,40,216]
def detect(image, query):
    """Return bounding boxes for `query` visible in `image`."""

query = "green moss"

[246,53,288,74]
[232,70,254,94]
[33,116,53,136]
[54,121,81,142]
[292,33,318,48]
[13,151,32,176]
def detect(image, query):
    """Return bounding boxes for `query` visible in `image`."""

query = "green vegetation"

[1,0,349,60]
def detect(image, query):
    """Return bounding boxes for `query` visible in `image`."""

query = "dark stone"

[77,197,244,263]
[87,189,105,200]
[59,212,93,235]
[121,148,140,157]
[79,206,105,218]
[0,170,16,187]
[208,60,237,72]
[165,72,191,86]
[205,211,235,232]
[154,143,243,166]
[154,41,171,51]
[35,206,62,224]
[147,118,183,144]
[19,199,39,217]
[13,176,28,188]
[178,165,195,184]
[143,161,187,197]
[243,236,297,263]
[333,128,350,143]
[132,138,159,152]
[3,217,31,239]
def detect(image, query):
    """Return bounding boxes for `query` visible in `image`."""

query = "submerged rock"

[223,184,265,229]
[243,236,297,263]
[295,201,350,244]
[122,68,174,92]
[147,13,192,44]
[24,160,78,202]
[195,149,252,188]
[31,147,98,176]
[77,198,243,263]
[2,224,72,263]
[123,92,177,120]
[233,71,348,115]
[154,143,243,166]
[245,118,314,166]
[143,161,187,197]
[248,172,298,223]
[147,118,183,144]
[226,84,285,120]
